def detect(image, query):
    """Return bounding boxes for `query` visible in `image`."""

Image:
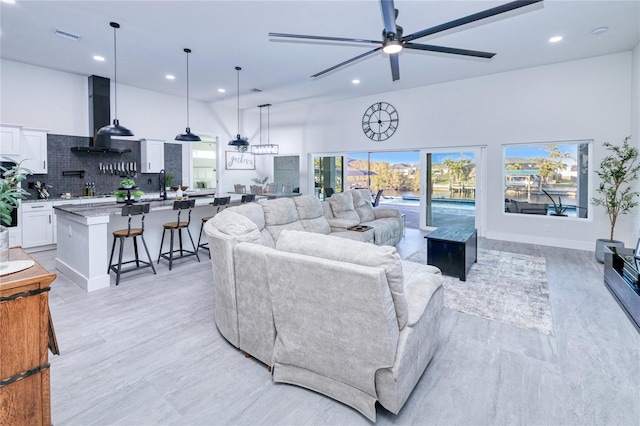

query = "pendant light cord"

[267,104,270,145]
[236,67,241,136]
[113,25,118,120]
[186,50,190,128]
[259,105,263,146]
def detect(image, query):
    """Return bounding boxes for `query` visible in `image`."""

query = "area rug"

[406,248,553,335]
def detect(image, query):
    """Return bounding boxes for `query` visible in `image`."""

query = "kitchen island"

[54,194,241,292]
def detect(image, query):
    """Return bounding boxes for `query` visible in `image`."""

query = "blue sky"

[504,144,577,159]
[347,151,475,165]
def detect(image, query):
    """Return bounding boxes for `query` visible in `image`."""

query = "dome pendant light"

[98,22,134,137]
[175,48,201,142]
[251,103,278,155]
[228,66,249,151]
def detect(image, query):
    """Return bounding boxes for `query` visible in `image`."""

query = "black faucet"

[159,169,167,200]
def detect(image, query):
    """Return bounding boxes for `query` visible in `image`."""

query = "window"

[503,141,590,218]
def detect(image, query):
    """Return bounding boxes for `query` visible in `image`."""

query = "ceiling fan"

[269,0,543,81]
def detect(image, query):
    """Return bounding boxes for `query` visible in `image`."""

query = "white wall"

[632,43,640,242]
[3,52,637,250]
[301,52,635,250]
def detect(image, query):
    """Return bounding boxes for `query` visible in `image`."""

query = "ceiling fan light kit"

[251,103,279,155]
[269,0,544,82]
[98,22,134,137]
[228,66,250,151]
[175,48,201,142]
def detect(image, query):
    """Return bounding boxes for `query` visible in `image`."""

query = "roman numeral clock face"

[362,102,399,141]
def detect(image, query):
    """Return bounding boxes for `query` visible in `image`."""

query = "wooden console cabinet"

[0,248,56,425]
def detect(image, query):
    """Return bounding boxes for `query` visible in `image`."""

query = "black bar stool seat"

[108,203,156,285]
[198,196,231,257]
[158,199,200,270]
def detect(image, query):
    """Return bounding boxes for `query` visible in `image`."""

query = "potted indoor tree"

[0,159,32,268]
[592,136,640,262]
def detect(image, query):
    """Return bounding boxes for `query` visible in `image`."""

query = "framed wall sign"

[225,151,255,170]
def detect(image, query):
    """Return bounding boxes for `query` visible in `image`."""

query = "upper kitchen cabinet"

[21,128,48,174]
[140,139,165,173]
[0,125,22,156]
[0,125,48,174]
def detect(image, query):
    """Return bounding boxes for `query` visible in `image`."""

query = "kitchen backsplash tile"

[23,134,182,199]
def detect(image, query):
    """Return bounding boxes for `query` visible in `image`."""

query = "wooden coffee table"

[425,226,477,281]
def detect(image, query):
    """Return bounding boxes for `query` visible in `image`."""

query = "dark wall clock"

[362,102,398,141]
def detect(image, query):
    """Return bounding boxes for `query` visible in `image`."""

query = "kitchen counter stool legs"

[108,203,156,285]
[158,199,200,270]
[197,196,230,259]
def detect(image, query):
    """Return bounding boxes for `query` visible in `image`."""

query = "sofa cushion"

[328,192,361,223]
[262,198,306,243]
[231,202,266,230]
[210,209,261,244]
[361,217,399,246]
[293,195,332,235]
[351,189,376,223]
[276,230,408,329]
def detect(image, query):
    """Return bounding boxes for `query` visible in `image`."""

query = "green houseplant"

[0,158,32,268]
[121,178,135,188]
[541,188,568,216]
[113,190,127,201]
[591,136,640,262]
[131,190,144,200]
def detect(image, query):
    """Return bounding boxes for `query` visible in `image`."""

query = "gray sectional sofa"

[323,189,404,246]
[203,194,443,421]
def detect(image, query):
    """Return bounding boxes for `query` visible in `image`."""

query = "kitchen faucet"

[159,169,167,200]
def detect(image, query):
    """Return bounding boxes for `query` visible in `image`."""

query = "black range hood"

[70,75,132,154]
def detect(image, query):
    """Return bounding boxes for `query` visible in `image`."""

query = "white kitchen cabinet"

[140,139,165,173]
[20,128,48,174]
[0,124,22,156]
[21,202,53,248]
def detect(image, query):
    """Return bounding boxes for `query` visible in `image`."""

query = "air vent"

[250,88,262,93]
[55,29,82,41]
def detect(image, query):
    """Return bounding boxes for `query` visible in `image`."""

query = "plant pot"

[595,238,624,263]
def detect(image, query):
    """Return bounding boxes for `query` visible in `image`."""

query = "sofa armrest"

[326,218,360,231]
[374,208,401,219]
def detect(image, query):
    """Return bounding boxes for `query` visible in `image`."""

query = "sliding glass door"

[313,156,343,199]
[421,148,484,231]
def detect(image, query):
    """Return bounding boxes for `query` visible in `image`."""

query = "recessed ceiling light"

[218,88,225,93]
[592,27,608,35]
[165,75,175,80]
[93,55,105,62]
[352,79,360,84]
[1,0,16,4]
[549,36,563,43]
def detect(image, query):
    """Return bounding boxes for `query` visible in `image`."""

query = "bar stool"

[108,203,156,285]
[241,194,255,203]
[158,199,200,270]
[197,196,231,258]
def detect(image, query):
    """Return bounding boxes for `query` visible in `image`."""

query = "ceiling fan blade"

[403,0,543,42]
[269,32,379,45]
[311,47,382,78]
[405,43,495,59]
[380,0,398,35]
[390,54,400,81]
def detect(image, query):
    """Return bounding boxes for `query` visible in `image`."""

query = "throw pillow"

[328,191,361,223]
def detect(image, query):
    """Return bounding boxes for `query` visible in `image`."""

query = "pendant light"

[175,48,201,142]
[228,66,249,151]
[98,22,134,137]
[251,103,279,155]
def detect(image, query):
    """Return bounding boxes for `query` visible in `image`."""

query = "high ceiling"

[1,1,638,111]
